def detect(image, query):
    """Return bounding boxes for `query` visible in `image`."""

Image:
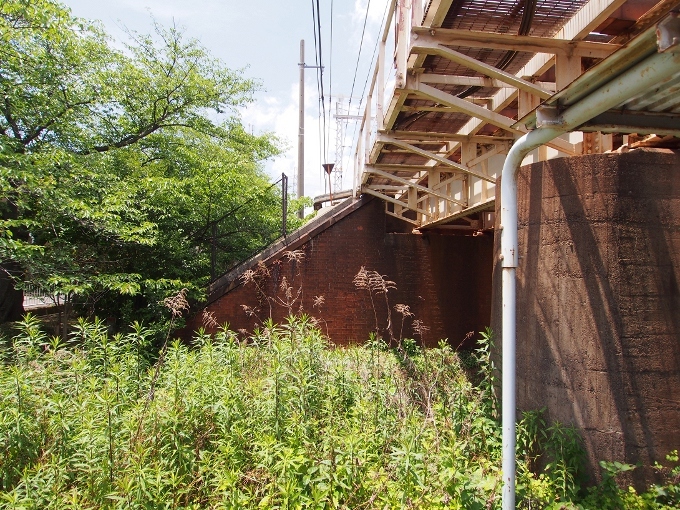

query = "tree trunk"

[1,194,27,323]
[0,264,25,323]
[61,300,72,341]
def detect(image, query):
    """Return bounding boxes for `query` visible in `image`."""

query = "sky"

[60,0,393,201]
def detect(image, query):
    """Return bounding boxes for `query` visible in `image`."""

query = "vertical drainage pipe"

[500,45,679,510]
[500,127,560,510]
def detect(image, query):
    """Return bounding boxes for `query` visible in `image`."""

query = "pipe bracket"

[657,13,680,53]
[536,106,564,128]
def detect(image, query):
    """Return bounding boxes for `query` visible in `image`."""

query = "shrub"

[0,318,677,508]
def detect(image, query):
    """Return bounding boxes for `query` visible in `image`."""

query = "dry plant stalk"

[201,309,219,329]
[135,288,190,444]
[163,288,189,318]
[240,251,307,325]
[241,261,272,317]
[272,276,303,316]
[354,266,397,343]
[283,249,305,264]
[412,319,430,339]
[395,304,413,341]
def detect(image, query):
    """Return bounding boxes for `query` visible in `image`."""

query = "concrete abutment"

[492,149,680,485]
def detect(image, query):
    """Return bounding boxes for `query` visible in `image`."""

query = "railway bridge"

[190,0,680,504]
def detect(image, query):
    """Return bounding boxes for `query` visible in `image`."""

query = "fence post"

[282,173,288,238]
[211,222,217,281]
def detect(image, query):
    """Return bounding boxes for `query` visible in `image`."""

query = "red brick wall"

[186,198,493,347]
[492,149,680,485]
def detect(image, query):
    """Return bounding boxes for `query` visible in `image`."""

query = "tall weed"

[1,317,677,508]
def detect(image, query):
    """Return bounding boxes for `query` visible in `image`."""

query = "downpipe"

[500,127,560,510]
[500,46,680,510]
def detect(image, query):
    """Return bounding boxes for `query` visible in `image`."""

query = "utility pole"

[297,39,323,219]
[297,40,305,218]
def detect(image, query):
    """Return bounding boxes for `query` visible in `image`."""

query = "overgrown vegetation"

[1,314,678,509]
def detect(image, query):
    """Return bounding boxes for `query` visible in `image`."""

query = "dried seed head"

[283,250,305,263]
[394,304,413,317]
[313,295,325,309]
[241,269,256,285]
[354,267,397,294]
[412,319,430,336]
[279,276,293,300]
[256,260,270,277]
[241,304,258,317]
[353,266,369,290]
[163,289,189,318]
[201,310,219,329]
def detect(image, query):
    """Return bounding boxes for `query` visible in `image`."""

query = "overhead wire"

[310,0,333,191]
[316,0,327,166]
[345,0,391,170]
[347,0,372,115]
[311,0,324,184]
[327,0,334,172]
[308,0,390,194]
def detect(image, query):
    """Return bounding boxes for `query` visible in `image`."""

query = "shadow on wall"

[493,149,680,487]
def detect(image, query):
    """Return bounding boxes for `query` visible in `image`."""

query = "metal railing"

[209,173,290,281]
[347,0,508,228]
[22,285,63,310]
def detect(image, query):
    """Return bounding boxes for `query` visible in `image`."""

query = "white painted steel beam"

[413,27,620,58]
[386,209,420,225]
[377,133,496,182]
[388,131,515,143]
[361,187,431,217]
[422,0,455,28]
[419,74,556,91]
[410,41,553,99]
[405,78,521,133]
[383,91,408,130]
[366,165,468,206]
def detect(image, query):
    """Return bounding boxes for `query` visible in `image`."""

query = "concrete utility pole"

[297,40,324,218]
[297,40,305,218]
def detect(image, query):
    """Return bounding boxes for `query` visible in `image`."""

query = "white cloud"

[353,0,390,25]
[241,79,330,201]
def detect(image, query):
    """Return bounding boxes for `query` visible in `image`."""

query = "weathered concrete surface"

[492,149,680,485]
[186,197,493,347]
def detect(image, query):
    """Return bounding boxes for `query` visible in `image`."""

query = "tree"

[0,0,293,327]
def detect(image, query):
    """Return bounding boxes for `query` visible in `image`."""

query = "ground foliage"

[0,315,678,509]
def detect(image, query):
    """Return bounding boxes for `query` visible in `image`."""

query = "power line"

[348,0,372,115]
[315,0,328,166]
[327,0,334,168]
[345,0,391,174]
[311,0,324,181]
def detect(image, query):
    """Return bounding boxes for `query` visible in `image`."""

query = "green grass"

[0,315,678,509]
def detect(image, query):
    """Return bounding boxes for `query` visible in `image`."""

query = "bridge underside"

[356,0,680,231]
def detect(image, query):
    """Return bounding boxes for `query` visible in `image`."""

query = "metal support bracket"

[658,12,680,53]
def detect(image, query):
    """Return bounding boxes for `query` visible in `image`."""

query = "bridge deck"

[351,0,680,230]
